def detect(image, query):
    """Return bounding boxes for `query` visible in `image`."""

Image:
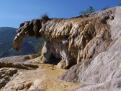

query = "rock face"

[0,68,17,89]
[62,6,121,91]
[13,8,112,69]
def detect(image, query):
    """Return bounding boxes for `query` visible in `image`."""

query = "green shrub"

[80,6,95,15]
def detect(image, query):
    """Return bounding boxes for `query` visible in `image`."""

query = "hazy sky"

[0,0,121,28]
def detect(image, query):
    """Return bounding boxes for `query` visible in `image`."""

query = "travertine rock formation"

[6,6,121,91]
[13,9,112,69]
[75,6,121,91]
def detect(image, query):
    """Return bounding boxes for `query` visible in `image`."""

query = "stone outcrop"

[0,59,80,91]
[13,9,112,69]
[0,68,17,89]
[0,56,38,70]
[62,6,121,91]
[75,6,121,91]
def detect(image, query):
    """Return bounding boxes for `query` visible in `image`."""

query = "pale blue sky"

[0,0,121,28]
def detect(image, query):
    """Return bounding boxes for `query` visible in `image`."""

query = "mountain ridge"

[0,27,42,58]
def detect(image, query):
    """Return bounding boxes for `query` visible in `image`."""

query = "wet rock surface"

[1,63,80,91]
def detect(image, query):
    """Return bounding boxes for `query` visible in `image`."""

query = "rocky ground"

[0,56,80,91]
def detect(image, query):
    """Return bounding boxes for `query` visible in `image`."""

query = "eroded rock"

[13,8,112,70]
[0,68,17,89]
[75,6,121,91]
[0,56,39,70]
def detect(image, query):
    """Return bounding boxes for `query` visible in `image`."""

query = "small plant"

[102,6,110,10]
[80,6,95,16]
[41,14,50,21]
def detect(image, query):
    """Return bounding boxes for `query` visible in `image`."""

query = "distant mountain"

[0,27,43,58]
